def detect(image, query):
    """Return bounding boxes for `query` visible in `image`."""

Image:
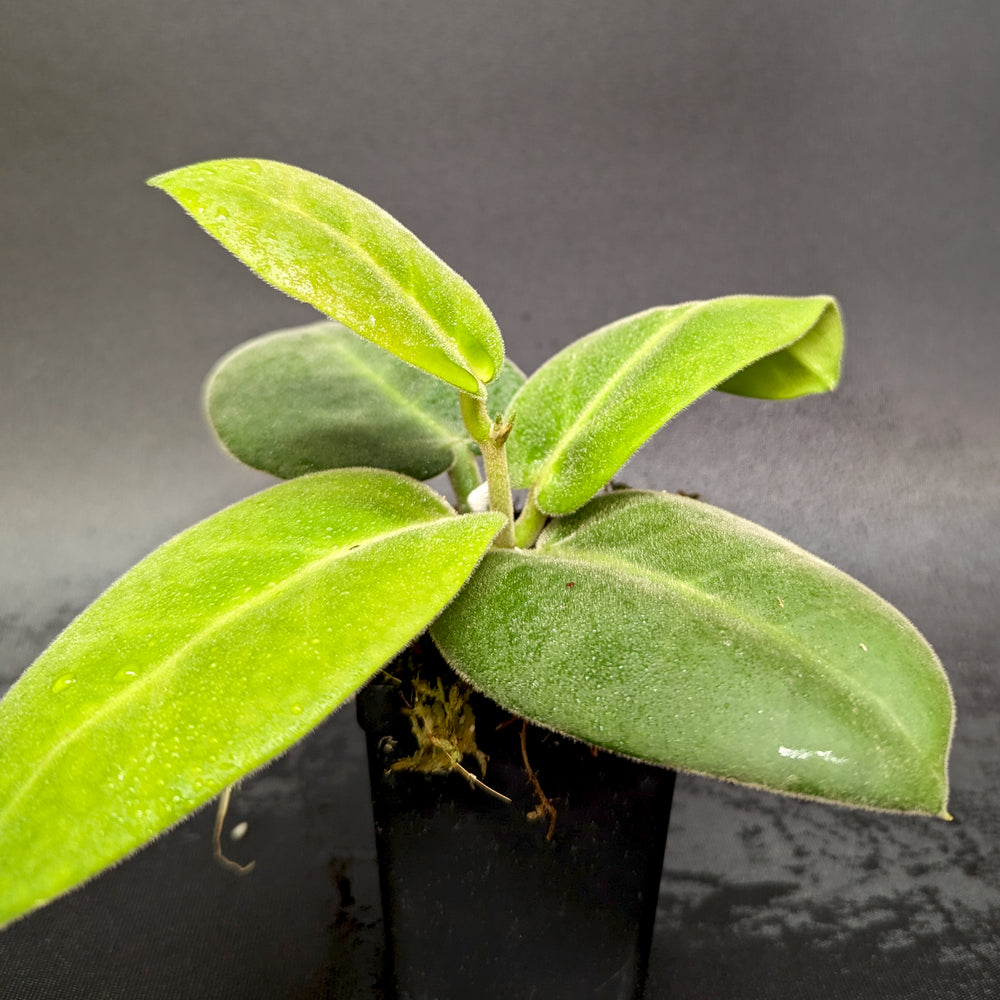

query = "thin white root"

[213,784,256,876]
[451,758,513,804]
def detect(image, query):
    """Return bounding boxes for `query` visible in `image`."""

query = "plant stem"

[480,433,516,547]
[460,392,516,548]
[514,491,548,548]
[448,445,482,513]
[459,391,492,441]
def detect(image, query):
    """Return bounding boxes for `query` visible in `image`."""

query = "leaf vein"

[528,545,932,768]
[221,174,469,375]
[533,305,693,491]
[329,339,463,447]
[0,517,450,832]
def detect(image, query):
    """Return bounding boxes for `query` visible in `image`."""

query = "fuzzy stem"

[460,392,516,548]
[448,445,482,513]
[514,491,548,549]
[459,391,492,442]
[480,433,516,547]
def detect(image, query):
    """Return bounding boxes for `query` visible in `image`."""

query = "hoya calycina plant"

[0,160,954,929]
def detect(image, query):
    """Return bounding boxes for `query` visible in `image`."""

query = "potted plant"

[0,160,953,998]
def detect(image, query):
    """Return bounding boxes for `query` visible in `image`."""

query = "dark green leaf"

[432,490,952,816]
[205,321,525,480]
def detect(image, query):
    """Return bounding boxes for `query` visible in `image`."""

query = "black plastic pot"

[356,641,676,1000]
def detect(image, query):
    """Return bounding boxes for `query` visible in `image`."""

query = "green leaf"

[432,490,952,817]
[506,296,843,514]
[716,297,843,399]
[148,159,504,394]
[205,321,525,481]
[0,471,504,928]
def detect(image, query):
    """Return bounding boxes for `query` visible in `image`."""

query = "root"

[433,739,512,803]
[390,674,510,803]
[520,721,558,841]
[212,784,256,876]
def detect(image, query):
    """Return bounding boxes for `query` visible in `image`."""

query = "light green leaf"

[148,159,504,394]
[432,490,952,817]
[715,297,843,398]
[0,471,504,928]
[205,321,525,481]
[507,296,842,514]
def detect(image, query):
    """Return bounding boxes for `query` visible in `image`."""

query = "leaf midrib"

[331,339,464,449]
[0,517,451,833]
[531,299,830,501]
[531,306,691,492]
[223,173,471,377]
[522,544,933,770]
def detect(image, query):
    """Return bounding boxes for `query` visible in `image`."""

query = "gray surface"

[1,2,998,996]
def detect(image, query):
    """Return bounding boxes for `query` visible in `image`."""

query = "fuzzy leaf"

[432,490,952,816]
[507,296,842,514]
[716,298,843,399]
[149,159,504,394]
[0,471,504,928]
[205,321,525,480]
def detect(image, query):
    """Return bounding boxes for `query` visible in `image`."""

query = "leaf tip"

[146,165,193,201]
[467,374,490,399]
[146,158,253,195]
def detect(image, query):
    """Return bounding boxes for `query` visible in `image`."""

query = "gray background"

[1,2,998,997]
